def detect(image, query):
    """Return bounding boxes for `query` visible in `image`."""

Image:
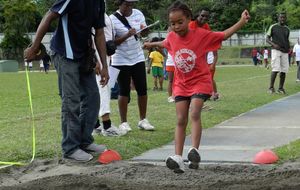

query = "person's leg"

[174,99,190,156]
[79,71,100,148]
[52,53,82,157]
[116,66,131,123]
[189,97,205,150]
[278,52,289,93]
[152,66,158,90]
[131,62,148,120]
[269,50,281,92]
[158,67,164,90]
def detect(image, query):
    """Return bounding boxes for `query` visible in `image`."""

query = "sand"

[1,158,300,190]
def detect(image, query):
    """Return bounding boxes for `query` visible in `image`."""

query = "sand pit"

[1,158,300,190]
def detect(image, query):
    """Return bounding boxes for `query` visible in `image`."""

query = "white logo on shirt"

[174,49,196,73]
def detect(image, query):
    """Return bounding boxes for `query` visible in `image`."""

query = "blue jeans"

[52,53,100,157]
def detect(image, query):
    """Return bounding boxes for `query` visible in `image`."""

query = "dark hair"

[115,0,125,6]
[168,0,192,19]
[151,37,160,42]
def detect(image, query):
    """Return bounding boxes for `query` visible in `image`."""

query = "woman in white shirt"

[110,0,155,132]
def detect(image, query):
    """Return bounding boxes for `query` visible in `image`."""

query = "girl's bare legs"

[175,100,190,156]
[189,98,204,149]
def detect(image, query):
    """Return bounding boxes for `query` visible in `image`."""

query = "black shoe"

[277,88,286,94]
[268,88,275,94]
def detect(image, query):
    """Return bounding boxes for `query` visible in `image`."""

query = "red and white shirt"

[163,28,224,97]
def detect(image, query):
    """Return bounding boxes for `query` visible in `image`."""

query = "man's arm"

[24,11,59,61]
[94,28,109,86]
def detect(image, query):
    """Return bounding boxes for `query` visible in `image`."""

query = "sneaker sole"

[187,149,201,169]
[166,157,184,173]
[63,155,93,163]
[138,126,155,131]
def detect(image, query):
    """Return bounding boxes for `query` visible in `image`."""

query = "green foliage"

[0,0,38,60]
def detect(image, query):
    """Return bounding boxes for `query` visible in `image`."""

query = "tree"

[0,0,38,61]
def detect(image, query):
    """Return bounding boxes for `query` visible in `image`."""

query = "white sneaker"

[167,96,175,103]
[166,155,185,173]
[138,119,155,131]
[92,126,102,136]
[187,147,201,169]
[119,122,132,132]
[102,125,127,137]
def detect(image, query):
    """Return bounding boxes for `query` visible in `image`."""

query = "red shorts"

[166,66,175,72]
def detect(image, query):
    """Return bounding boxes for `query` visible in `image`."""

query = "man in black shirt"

[24,0,109,162]
[266,12,290,94]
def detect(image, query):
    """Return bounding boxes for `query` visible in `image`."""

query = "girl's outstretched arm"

[143,41,164,50]
[223,10,250,40]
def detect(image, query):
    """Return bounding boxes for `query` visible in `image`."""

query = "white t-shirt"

[293,43,300,61]
[166,53,174,66]
[110,9,146,66]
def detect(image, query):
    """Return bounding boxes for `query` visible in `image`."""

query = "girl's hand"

[241,10,250,23]
[143,42,152,49]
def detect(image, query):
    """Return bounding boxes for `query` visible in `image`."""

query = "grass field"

[0,65,300,163]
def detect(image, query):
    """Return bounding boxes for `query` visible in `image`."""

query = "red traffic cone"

[98,149,122,164]
[253,149,279,164]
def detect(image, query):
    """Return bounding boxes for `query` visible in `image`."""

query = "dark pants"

[52,53,100,157]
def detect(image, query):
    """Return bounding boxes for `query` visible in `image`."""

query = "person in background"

[42,53,51,73]
[251,47,258,66]
[292,37,300,82]
[143,0,250,173]
[39,59,44,72]
[147,37,165,91]
[263,46,269,69]
[189,7,219,100]
[93,13,127,137]
[24,0,109,162]
[266,12,290,94]
[110,0,155,132]
[165,52,175,103]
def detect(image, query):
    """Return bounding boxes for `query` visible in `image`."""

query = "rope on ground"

[0,67,36,166]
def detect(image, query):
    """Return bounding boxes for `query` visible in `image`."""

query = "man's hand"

[99,66,109,86]
[24,45,39,62]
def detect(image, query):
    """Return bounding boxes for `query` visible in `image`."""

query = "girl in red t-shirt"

[143,1,250,173]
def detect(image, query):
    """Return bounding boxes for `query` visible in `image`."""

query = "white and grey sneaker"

[187,147,201,169]
[83,143,107,154]
[166,155,185,173]
[119,122,132,132]
[65,149,93,162]
[138,119,155,131]
[102,125,127,137]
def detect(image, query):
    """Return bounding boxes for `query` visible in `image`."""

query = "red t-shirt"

[163,28,224,97]
[189,21,211,31]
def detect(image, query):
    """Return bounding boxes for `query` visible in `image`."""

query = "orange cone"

[98,149,122,164]
[253,149,279,164]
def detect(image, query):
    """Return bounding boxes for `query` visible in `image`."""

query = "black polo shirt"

[50,0,105,60]
[267,23,290,53]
